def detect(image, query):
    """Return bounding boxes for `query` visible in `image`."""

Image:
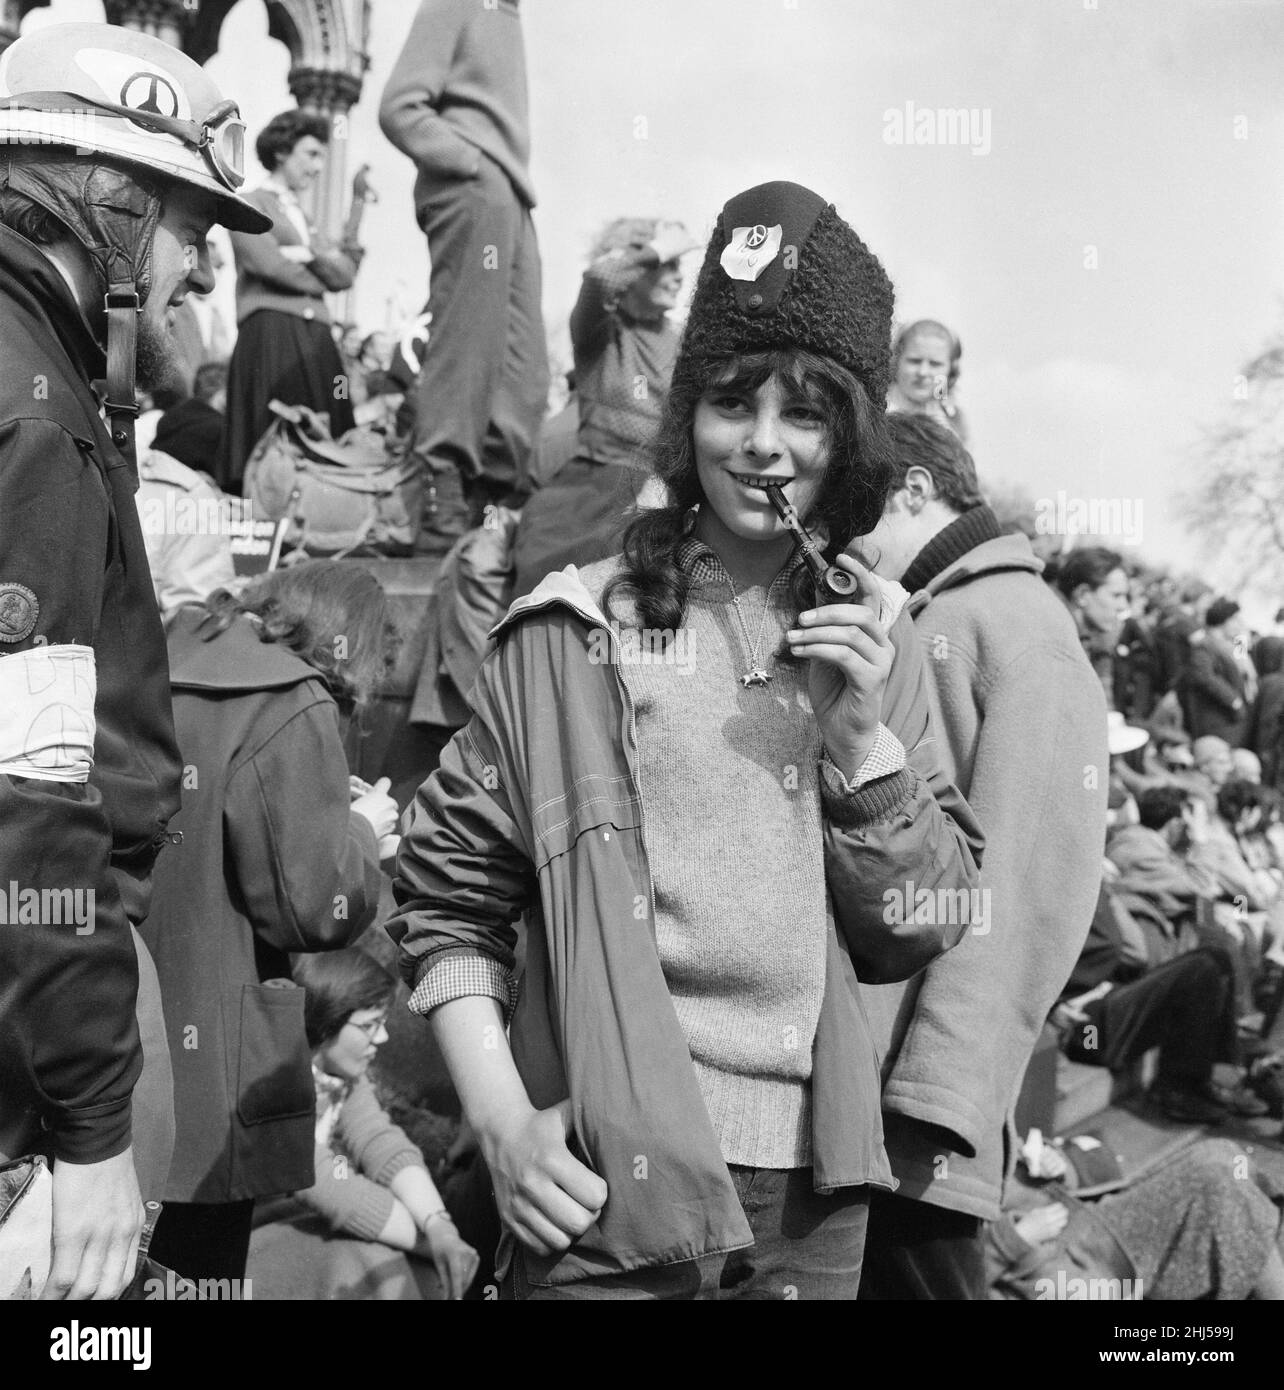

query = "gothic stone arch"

[183,0,371,237]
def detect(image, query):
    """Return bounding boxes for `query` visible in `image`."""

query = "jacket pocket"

[234,982,314,1127]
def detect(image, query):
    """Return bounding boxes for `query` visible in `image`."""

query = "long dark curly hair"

[602,347,895,633]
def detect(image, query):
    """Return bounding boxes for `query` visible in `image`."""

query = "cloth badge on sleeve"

[719,223,783,282]
[0,583,38,644]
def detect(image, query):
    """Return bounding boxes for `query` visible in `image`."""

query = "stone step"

[1054,1058,1116,1133]
[1053,1050,1159,1134]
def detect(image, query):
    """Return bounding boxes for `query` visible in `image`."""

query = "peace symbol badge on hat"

[719,222,783,282]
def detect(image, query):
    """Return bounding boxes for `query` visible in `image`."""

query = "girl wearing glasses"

[249,950,479,1300]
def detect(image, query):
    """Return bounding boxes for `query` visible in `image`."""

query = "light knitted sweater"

[614,550,828,1168]
[292,1076,426,1242]
[379,0,535,208]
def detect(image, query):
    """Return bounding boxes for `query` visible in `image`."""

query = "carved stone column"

[289,63,364,242]
[266,0,370,244]
[170,1,371,248]
[104,0,192,49]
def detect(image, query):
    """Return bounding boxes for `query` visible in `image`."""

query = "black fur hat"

[672,181,895,404]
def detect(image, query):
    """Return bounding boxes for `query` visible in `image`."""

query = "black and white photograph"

[1,0,1282,1366]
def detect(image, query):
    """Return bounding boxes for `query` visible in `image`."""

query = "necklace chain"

[725,574,776,688]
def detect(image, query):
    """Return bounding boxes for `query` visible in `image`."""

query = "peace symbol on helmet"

[745,225,769,249]
[120,72,180,121]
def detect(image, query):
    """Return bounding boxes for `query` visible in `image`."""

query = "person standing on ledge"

[380,0,549,545]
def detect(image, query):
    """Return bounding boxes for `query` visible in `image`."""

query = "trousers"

[412,154,548,506]
[856,1189,985,1299]
[1063,948,1237,1086]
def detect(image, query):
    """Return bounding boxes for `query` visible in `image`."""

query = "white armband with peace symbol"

[0,644,97,783]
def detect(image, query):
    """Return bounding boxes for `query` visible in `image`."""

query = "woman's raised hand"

[786,552,894,779]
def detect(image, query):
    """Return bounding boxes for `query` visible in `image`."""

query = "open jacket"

[860,534,1108,1221]
[138,608,382,1203]
[0,226,181,1166]
[388,561,983,1287]
[1179,631,1248,744]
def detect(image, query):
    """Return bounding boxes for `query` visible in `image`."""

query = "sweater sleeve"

[224,699,382,953]
[296,1140,397,1242]
[378,0,482,179]
[307,245,360,294]
[336,1078,426,1186]
[820,609,985,985]
[570,246,658,364]
[230,223,329,298]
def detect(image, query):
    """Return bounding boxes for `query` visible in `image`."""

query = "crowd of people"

[2,6,1283,1311]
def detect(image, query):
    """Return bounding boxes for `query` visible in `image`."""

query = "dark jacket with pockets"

[0,225,182,1166]
[138,607,382,1203]
[1180,631,1248,744]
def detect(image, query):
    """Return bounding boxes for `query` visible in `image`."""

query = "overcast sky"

[29,0,1284,598]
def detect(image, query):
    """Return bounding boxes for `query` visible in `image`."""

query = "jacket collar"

[900,504,1003,596]
[167,605,326,694]
[907,531,1044,618]
[0,224,106,381]
[491,566,608,641]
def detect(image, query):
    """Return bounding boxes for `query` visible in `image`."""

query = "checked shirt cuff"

[822,723,907,791]
[408,954,517,1022]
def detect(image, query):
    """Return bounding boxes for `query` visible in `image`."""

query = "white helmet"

[0,21,269,234]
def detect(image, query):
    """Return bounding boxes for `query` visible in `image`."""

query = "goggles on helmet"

[194,100,246,190]
[0,91,248,191]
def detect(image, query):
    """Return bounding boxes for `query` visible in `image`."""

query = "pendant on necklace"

[741,668,773,688]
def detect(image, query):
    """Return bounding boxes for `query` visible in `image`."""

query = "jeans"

[509,1166,869,1301]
